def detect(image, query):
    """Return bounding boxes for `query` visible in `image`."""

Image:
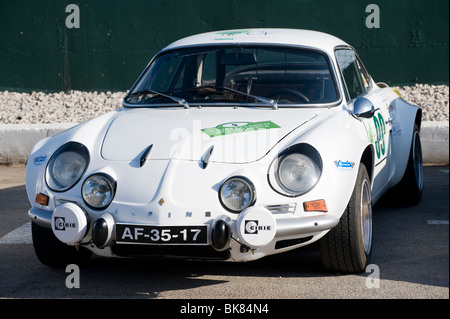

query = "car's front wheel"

[31,222,91,268]
[320,163,372,273]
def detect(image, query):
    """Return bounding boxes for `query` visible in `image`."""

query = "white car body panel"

[101,107,318,163]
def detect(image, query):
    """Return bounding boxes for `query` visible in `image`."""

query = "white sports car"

[26,29,423,273]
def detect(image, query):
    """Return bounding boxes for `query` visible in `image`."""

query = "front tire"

[31,222,91,268]
[320,163,372,273]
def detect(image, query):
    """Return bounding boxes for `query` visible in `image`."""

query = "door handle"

[385,118,395,125]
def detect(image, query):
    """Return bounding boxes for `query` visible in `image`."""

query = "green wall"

[1,0,448,92]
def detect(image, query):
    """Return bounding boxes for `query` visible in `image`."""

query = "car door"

[335,48,392,199]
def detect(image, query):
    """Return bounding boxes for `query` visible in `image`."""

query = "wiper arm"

[190,85,278,110]
[218,86,278,109]
[126,89,190,109]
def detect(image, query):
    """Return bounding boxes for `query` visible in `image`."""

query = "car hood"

[101,107,318,164]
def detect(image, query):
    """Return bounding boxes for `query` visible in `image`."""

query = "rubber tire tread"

[390,124,423,206]
[31,222,91,268]
[320,164,371,273]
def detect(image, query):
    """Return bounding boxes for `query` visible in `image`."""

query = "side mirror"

[353,97,375,118]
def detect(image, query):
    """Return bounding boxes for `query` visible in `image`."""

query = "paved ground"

[0,165,448,308]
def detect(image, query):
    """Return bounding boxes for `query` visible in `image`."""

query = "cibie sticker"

[235,207,276,248]
[334,160,355,169]
[53,217,76,231]
[245,220,272,234]
[201,121,280,138]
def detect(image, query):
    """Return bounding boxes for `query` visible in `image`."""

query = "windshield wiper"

[189,85,278,110]
[126,89,190,109]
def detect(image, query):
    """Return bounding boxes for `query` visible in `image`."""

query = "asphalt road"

[0,165,448,304]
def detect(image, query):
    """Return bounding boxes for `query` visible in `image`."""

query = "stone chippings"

[394,84,448,121]
[0,90,126,124]
[0,84,448,124]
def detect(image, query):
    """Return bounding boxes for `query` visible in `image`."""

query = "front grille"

[275,236,313,250]
[111,244,231,261]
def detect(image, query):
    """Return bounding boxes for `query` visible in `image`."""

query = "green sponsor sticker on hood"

[201,121,280,137]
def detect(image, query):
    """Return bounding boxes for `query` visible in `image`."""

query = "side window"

[335,49,370,100]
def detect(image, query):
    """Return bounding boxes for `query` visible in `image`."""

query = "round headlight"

[277,153,320,194]
[82,174,116,209]
[46,142,89,192]
[269,144,322,197]
[219,176,255,213]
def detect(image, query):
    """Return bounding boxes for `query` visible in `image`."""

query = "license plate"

[115,224,208,244]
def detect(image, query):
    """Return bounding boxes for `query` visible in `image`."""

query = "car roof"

[162,28,349,54]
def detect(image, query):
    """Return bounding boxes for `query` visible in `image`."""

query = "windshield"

[125,45,339,107]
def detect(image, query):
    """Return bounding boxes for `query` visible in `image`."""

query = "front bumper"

[28,205,339,259]
[29,207,53,228]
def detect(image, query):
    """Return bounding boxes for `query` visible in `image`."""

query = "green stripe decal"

[201,121,280,137]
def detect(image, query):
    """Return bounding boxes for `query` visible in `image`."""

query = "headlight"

[269,144,322,197]
[219,176,255,213]
[46,142,89,192]
[82,174,116,209]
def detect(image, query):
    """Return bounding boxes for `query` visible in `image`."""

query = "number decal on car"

[373,113,386,159]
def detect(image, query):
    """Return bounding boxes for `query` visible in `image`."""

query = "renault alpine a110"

[26,29,423,273]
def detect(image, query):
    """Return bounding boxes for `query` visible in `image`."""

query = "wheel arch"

[415,108,422,131]
[389,98,423,187]
[360,144,374,182]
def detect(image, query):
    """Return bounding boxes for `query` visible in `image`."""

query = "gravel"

[0,84,448,124]
[0,90,126,124]
[394,84,449,121]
